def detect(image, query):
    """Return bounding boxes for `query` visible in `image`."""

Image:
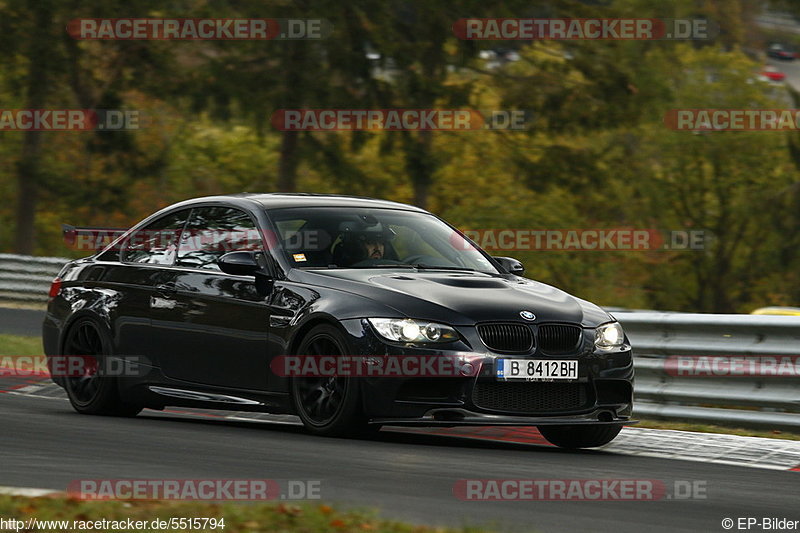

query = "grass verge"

[0,301,47,311]
[635,418,800,441]
[0,334,43,357]
[0,495,491,533]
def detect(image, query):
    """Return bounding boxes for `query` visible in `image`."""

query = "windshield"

[266,207,499,273]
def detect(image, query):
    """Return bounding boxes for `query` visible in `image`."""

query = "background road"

[767,56,800,91]
[0,307,45,337]
[760,11,800,91]
[1,391,798,533]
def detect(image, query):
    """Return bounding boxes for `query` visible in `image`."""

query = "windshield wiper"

[410,264,477,271]
[320,263,479,271]
[344,264,416,269]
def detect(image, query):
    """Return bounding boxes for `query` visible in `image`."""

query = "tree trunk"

[277,131,299,192]
[406,130,433,209]
[14,0,52,254]
[14,143,42,255]
[273,37,307,193]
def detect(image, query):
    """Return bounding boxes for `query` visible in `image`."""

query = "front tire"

[538,424,622,449]
[291,324,376,437]
[61,318,142,417]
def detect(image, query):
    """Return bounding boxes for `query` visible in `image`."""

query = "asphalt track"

[1,389,799,533]
[0,307,45,337]
[1,308,798,532]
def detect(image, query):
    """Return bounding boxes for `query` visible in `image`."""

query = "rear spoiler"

[62,224,127,251]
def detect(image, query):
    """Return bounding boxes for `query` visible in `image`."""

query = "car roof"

[168,193,429,213]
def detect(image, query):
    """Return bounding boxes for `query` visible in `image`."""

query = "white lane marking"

[7,390,66,400]
[602,427,800,471]
[225,416,302,426]
[0,486,60,497]
[15,385,44,393]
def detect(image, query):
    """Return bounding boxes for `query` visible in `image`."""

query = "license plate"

[496,359,578,381]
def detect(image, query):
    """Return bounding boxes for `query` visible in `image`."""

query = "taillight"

[49,277,62,299]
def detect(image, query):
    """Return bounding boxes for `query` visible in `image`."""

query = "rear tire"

[538,424,622,449]
[61,318,142,417]
[291,324,376,437]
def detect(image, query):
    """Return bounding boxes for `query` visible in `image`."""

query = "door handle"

[155,283,177,297]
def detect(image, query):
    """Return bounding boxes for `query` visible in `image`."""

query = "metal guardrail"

[0,254,69,303]
[616,312,800,431]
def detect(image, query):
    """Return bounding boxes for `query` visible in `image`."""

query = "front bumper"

[340,318,635,426]
[372,411,636,426]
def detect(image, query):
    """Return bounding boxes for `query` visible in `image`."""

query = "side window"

[176,207,262,271]
[121,210,190,265]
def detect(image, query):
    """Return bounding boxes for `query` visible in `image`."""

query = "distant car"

[42,193,634,449]
[751,307,800,316]
[481,48,521,69]
[759,66,786,83]
[767,43,796,60]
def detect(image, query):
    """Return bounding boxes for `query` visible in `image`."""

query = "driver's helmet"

[335,215,396,264]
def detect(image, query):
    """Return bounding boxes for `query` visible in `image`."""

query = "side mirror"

[218,251,266,276]
[494,256,525,276]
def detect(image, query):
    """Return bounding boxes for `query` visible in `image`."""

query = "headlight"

[368,318,459,343]
[595,322,625,350]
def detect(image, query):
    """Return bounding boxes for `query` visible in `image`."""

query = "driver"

[334,220,394,266]
[362,234,385,260]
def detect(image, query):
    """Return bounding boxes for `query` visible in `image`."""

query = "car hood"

[294,269,612,327]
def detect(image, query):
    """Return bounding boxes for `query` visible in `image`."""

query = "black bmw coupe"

[43,193,634,448]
